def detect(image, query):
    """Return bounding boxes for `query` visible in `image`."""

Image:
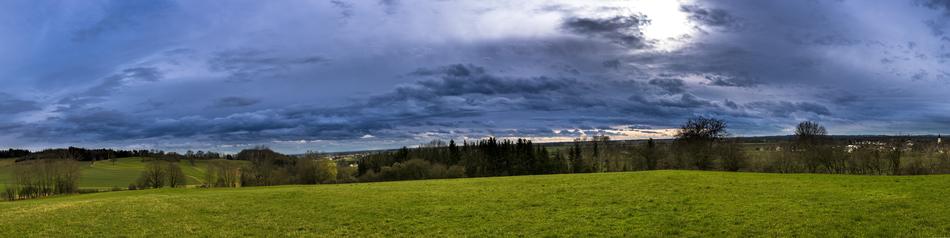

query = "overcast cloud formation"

[1,0,950,153]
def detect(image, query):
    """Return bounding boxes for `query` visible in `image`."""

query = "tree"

[5,159,81,200]
[794,121,827,143]
[315,159,338,183]
[448,140,460,165]
[167,162,187,188]
[206,160,241,188]
[717,141,746,171]
[677,117,728,141]
[675,117,728,170]
[107,151,116,165]
[446,165,466,178]
[569,141,584,173]
[889,141,902,175]
[639,138,661,170]
[794,121,830,172]
[139,161,167,189]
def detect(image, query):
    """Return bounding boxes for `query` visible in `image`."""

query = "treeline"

[15,147,150,162]
[354,117,950,181]
[196,147,356,188]
[8,147,231,163]
[2,159,81,200]
[0,149,30,158]
[129,160,187,190]
[7,117,950,200]
[749,121,950,175]
[354,117,747,181]
[125,147,349,190]
[358,138,559,181]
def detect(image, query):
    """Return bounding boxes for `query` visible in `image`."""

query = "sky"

[2,0,950,153]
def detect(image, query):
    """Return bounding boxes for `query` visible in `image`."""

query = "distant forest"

[4,117,950,200]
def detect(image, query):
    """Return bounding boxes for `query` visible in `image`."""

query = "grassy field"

[1,171,949,237]
[0,158,243,190]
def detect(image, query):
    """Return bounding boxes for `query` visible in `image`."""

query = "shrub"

[316,159,338,183]
[446,165,466,178]
[717,142,746,172]
[336,164,358,183]
[380,159,433,181]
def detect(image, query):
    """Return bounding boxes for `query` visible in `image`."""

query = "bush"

[430,163,448,178]
[316,159,338,183]
[380,159,433,181]
[446,165,466,178]
[359,170,379,182]
[903,156,933,175]
[76,188,101,194]
[336,164,358,183]
[2,187,16,201]
[717,142,746,172]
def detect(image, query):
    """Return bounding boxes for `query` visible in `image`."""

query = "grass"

[1,170,949,237]
[0,158,245,190]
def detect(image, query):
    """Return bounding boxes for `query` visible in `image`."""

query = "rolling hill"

[0,158,246,190]
[1,170,949,236]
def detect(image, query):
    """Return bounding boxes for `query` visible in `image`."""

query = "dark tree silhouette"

[675,117,728,170]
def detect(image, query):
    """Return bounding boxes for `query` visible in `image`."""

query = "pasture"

[0,158,244,190]
[1,170,949,237]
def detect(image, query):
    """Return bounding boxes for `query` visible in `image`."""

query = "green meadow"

[1,170,949,237]
[0,158,245,190]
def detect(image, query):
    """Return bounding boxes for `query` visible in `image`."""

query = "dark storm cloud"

[3,0,950,152]
[745,101,832,117]
[922,0,950,15]
[213,97,261,108]
[363,64,596,118]
[409,64,486,77]
[406,64,576,96]
[680,4,740,29]
[58,67,164,109]
[207,50,329,82]
[703,74,758,87]
[648,78,686,94]
[561,15,652,48]
[634,93,715,109]
[921,0,950,39]
[11,62,671,145]
[0,93,41,114]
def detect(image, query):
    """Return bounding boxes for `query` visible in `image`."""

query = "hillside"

[0,158,246,190]
[2,171,949,236]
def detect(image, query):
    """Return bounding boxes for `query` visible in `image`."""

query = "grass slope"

[2,171,950,237]
[0,158,242,190]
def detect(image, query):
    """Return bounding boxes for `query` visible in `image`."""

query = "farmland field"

[0,158,246,190]
[2,170,949,237]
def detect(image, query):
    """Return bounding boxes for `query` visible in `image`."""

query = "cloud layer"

[1,0,950,153]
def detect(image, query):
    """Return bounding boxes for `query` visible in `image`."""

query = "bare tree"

[677,117,728,142]
[206,160,241,188]
[5,159,81,200]
[675,117,728,170]
[795,121,827,143]
[794,121,831,173]
[166,162,187,188]
[139,161,167,189]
